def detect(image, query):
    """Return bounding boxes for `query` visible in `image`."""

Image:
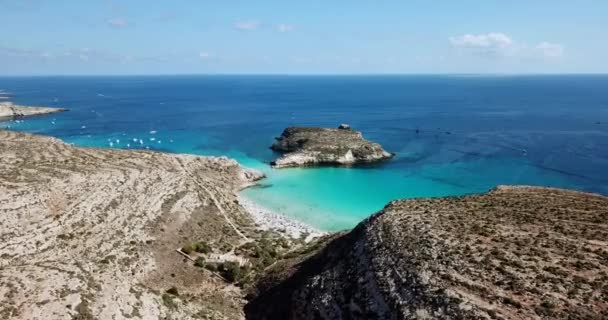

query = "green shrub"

[218,262,250,283]
[194,241,211,254]
[194,257,206,268]
[181,244,195,255]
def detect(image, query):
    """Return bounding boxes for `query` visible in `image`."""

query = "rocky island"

[0,101,67,121]
[247,186,608,319]
[270,124,394,168]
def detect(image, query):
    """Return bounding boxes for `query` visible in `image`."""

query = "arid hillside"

[247,186,608,319]
[0,130,273,319]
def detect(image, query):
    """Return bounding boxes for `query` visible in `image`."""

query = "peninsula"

[0,102,67,121]
[270,125,394,168]
[0,130,299,319]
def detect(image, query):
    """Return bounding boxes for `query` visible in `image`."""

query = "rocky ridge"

[270,125,393,168]
[246,186,608,319]
[0,129,275,319]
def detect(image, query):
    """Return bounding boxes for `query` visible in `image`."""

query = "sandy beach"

[237,194,325,241]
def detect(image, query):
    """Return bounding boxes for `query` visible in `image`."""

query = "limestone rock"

[0,102,67,121]
[270,126,393,168]
[246,186,608,319]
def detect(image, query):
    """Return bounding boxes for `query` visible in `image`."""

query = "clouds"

[0,46,132,64]
[535,42,564,58]
[450,33,513,50]
[107,18,128,28]
[234,20,295,33]
[234,20,261,31]
[277,24,294,33]
[199,52,212,60]
[450,33,564,59]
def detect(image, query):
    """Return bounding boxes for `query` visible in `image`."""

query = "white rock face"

[337,149,355,164]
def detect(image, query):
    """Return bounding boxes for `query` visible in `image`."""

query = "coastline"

[0,102,67,121]
[237,194,326,241]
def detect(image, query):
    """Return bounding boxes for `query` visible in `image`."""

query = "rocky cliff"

[246,186,608,319]
[270,126,393,168]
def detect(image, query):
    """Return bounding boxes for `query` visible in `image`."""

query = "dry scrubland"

[0,130,308,319]
[247,186,608,319]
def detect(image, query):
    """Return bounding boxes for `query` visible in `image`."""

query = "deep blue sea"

[2,75,607,231]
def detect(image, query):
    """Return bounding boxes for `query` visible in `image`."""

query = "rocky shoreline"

[270,125,394,168]
[0,101,67,121]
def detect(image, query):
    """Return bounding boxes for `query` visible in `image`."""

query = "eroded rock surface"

[0,130,264,319]
[0,102,67,121]
[270,126,393,168]
[247,186,608,319]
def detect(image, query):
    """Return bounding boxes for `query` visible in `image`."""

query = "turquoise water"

[1,75,607,231]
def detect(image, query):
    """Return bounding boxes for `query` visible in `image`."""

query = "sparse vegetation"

[217,261,250,284]
[181,243,195,255]
[194,256,206,268]
[247,186,608,319]
[194,241,212,254]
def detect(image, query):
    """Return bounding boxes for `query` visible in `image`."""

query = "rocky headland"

[0,130,311,319]
[270,125,394,168]
[0,102,67,121]
[247,186,608,319]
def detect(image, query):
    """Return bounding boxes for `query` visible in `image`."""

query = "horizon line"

[2,72,608,78]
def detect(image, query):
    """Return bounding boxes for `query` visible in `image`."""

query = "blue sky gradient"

[2,0,607,75]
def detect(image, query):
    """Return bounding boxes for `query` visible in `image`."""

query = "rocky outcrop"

[246,186,608,319]
[270,125,393,168]
[0,102,67,121]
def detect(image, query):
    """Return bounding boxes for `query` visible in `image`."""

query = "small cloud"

[449,33,514,58]
[107,18,128,28]
[535,42,564,58]
[199,52,212,60]
[277,24,294,33]
[450,33,513,49]
[234,20,260,31]
[449,33,564,60]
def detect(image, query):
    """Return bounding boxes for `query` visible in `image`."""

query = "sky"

[1,0,607,75]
